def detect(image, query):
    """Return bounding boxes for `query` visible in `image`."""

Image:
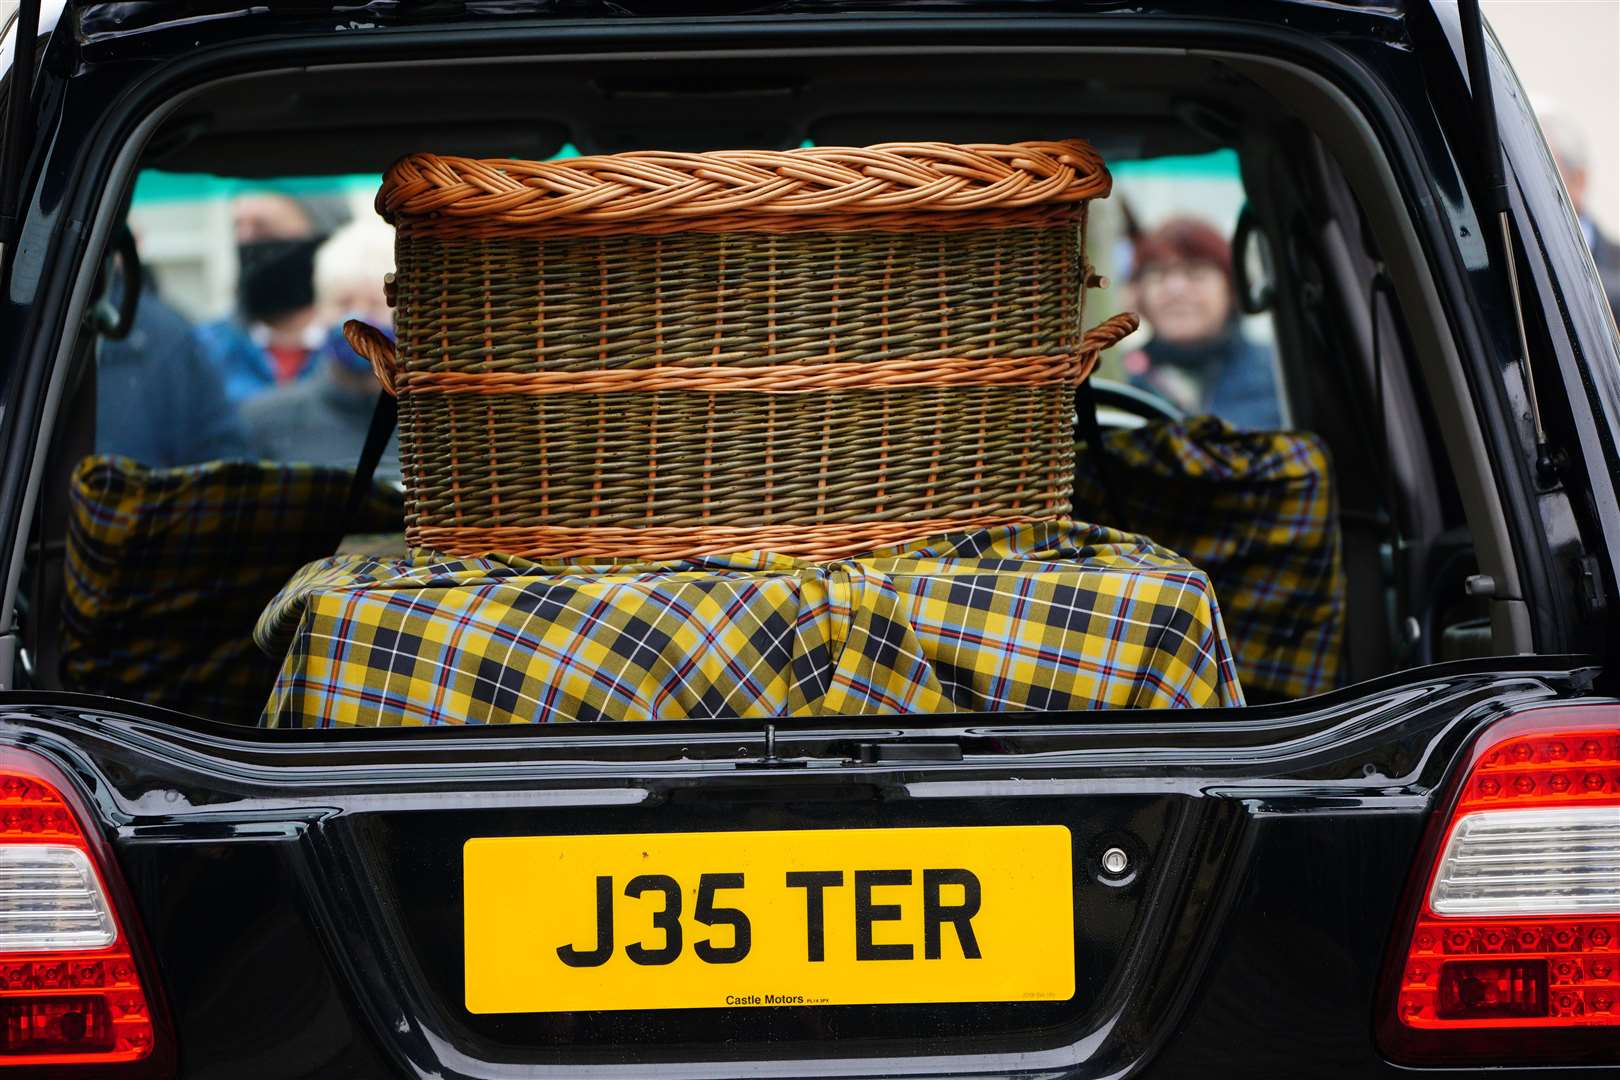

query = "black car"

[0,1,1618,1076]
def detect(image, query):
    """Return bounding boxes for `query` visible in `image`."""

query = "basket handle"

[343,319,399,396]
[1079,311,1141,358]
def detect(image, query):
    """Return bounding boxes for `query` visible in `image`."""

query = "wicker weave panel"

[393,222,1082,373]
[397,385,1073,529]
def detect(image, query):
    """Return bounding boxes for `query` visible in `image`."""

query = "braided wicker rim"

[344,313,1138,397]
[378,140,1111,233]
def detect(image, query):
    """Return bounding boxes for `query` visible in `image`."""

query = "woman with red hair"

[1123,216,1283,429]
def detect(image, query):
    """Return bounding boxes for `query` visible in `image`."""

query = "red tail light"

[1381,707,1620,1065]
[0,748,169,1073]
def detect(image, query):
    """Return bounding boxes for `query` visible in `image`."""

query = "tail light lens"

[1381,707,1620,1064]
[0,748,168,1073]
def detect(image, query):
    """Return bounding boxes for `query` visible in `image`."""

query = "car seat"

[60,455,403,722]
[1074,415,1346,703]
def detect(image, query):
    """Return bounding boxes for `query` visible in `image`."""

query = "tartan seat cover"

[1074,416,1346,700]
[256,519,1244,727]
[62,456,404,721]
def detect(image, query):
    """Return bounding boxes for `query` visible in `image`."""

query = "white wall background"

[1482,0,1620,236]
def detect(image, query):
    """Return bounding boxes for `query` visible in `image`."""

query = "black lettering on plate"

[694,873,752,964]
[556,875,614,968]
[786,870,844,962]
[855,869,913,961]
[625,874,683,965]
[923,868,982,960]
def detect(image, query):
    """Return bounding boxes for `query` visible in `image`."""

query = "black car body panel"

[0,661,1609,1077]
[2,2,1619,1076]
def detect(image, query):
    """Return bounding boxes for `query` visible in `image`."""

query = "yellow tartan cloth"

[255,520,1244,727]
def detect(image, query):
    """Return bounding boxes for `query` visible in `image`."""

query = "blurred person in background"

[240,218,400,477]
[1538,102,1620,315]
[196,189,351,404]
[97,223,251,467]
[1121,216,1283,430]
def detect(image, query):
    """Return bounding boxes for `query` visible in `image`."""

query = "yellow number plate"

[464,825,1074,1014]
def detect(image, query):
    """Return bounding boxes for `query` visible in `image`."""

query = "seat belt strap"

[339,391,398,550]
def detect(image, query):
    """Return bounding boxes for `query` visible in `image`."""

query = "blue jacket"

[195,317,319,405]
[97,290,252,468]
[1128,328,1284,431]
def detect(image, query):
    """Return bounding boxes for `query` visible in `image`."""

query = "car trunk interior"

[12,43,1526,728]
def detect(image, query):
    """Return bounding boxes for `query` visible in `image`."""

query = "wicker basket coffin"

[345,140,1137,560]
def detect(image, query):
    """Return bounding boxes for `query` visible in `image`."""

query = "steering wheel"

[1086,376,1184,426]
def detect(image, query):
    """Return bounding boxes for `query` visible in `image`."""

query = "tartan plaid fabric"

[1074,416,1344,700]
[256,519,1243,728]
[62,456,403,721]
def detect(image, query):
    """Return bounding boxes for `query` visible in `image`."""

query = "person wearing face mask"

[1121,216,1284,431]
[239,219,401,477]
[195,189,352,405]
